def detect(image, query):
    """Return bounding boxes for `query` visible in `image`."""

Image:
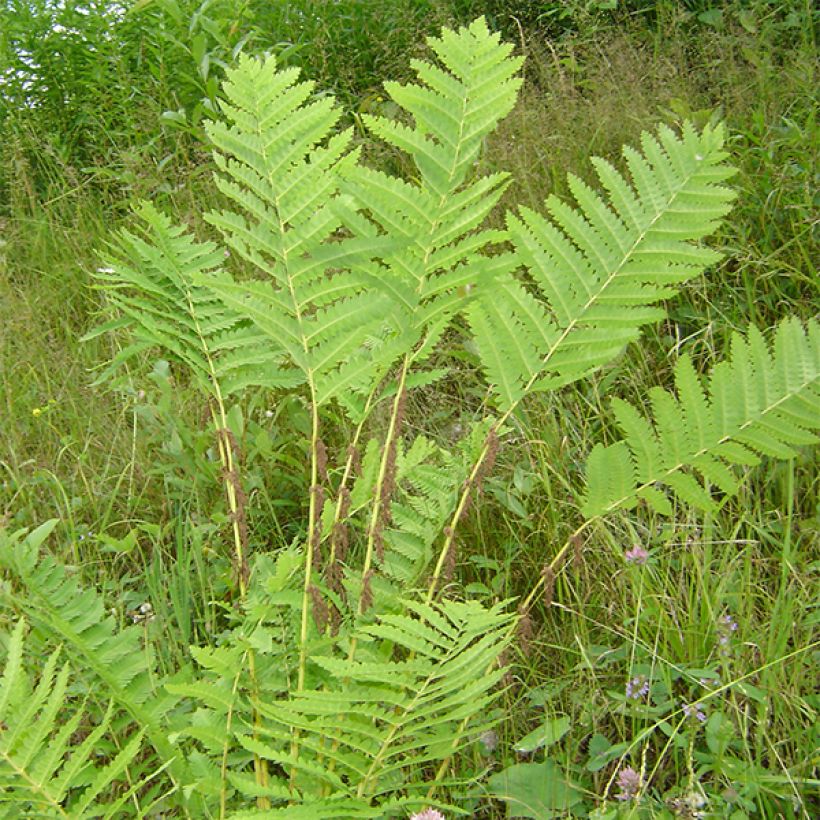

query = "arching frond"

[583,318,820,517]
[230,598,511,815]
[470,121,737,410]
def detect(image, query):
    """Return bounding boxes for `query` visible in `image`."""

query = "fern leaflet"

[0,522,182,790]
[0,620,148,818]
[88,202,286,396]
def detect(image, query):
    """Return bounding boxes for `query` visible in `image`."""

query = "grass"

[1,3,817,817]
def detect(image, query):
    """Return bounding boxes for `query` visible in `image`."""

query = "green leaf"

[486,760,584,818]
[513,715,571,754]
[584,318,820,517]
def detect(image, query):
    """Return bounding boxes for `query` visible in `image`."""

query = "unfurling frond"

[470,121,736,410]
[583,318,820,517]
[0,620,146,817]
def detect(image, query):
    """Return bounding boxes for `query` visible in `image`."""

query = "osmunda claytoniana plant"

[2,17,817,818]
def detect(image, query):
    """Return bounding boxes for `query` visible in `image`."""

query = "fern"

[192,53,402,409]
[0,522,183,793]
[333,18,523,413]
[381,424,493,585]
[0,620,147,818]
[228,597,512,816]
[57,14,817,818]
[469,121,736,411]
[583,317,820,517]
[88,201,285,397]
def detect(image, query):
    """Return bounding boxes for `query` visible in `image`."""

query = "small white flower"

[96,266,115,274]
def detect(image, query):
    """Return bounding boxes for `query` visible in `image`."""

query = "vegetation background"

[0,0,817,817]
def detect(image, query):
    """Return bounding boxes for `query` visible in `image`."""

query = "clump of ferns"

[2,15,815,818]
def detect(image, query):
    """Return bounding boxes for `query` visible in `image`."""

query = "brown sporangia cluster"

[516,604,533,656]
[360,568,375,614]
[217,426,250,590]
[316,438,329,483]
[371,385,407,565]
[309,583,329,632]
[572,532,584,572]
[327,487,350,586]
[324,486,351,635]
[541,563,555,607]
[310,484,326,571]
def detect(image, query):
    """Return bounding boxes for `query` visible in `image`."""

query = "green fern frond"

[198,54,400,407]
[0,620,146,817]
[0,523,181,786]
[583,317,820,517]
[342,17,523,362]
[227,597,509,813]
[470,121,737,411]
[88,201,281,397]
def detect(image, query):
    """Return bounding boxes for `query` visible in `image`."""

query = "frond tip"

[583,317,820,517]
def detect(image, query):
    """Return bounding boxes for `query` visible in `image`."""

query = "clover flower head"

[410,810,445,820]
[615,766,641,801]
[624,545,649,565]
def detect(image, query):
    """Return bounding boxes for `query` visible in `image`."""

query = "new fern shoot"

[1,16,817,819]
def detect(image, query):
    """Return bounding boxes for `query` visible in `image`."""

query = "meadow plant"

[0,15,818,818]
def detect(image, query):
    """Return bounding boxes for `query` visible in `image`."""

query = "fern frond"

[341,17,523,369]
[380,425,492,584]
[197,54,400,407]
[471,121,736,410]
[583,318,820,517]
[238,598,511,812]
[89,201,280,397]
[0,620,146,817]
[0,523,181,786]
